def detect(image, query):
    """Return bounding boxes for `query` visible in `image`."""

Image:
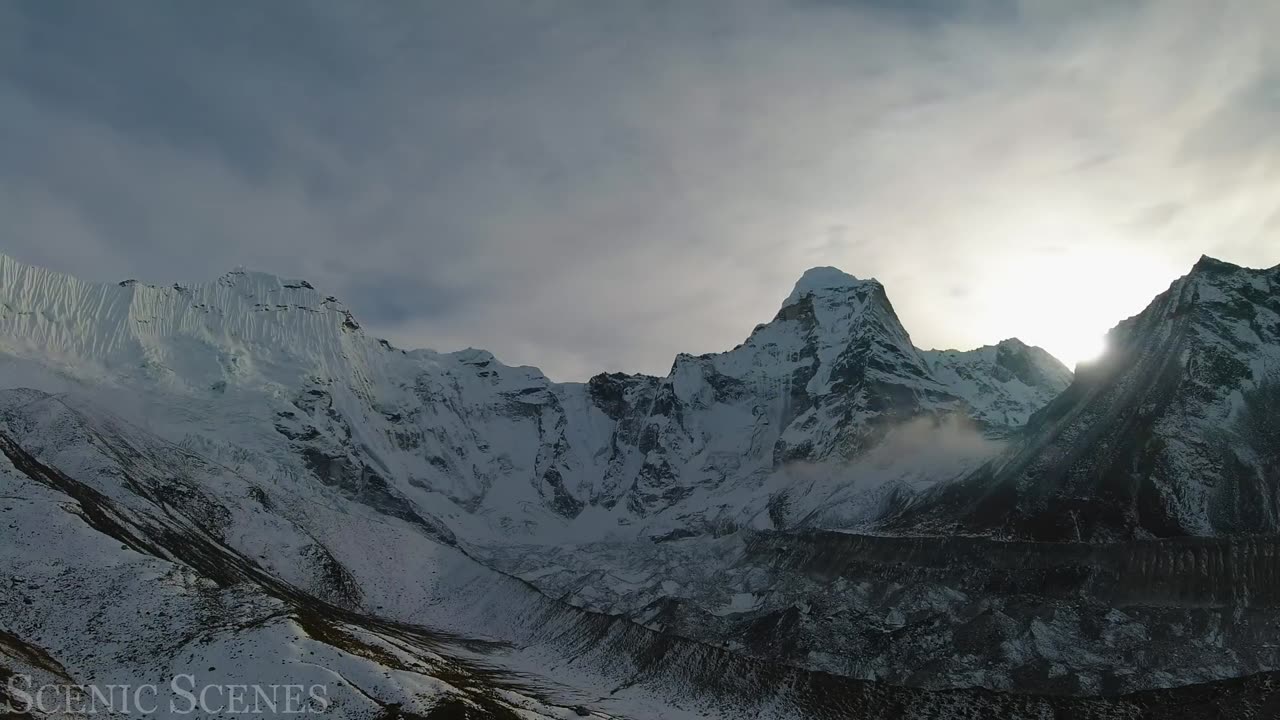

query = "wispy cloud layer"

[1,0,1277,378]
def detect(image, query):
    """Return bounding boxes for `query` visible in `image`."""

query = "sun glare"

[964,230,1181,371]
[1059,334,1107,368]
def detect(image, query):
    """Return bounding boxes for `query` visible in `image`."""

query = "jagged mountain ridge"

[888,255,1280,540]
[0,254,1069,542]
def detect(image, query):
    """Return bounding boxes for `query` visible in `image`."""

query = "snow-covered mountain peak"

[1185,254,1276,288]
[922,338,1072,433]
[765,266,908,354]
[1189,253,1248,275]
[1103,255,1280,358]
[783,265,875,307]
[1173,254,1280,305]
[994,336,1029,350]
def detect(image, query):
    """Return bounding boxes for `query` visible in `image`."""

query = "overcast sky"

[2,1,1278,379]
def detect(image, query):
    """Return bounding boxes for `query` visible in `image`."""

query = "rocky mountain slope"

[483,525,1280,694]
[890,255,1280,541]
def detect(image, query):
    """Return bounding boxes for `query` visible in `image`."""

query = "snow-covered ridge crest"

[0,251,1071,541]
[0,252,384,393]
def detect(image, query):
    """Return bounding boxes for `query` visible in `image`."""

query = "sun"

[966,234,1181,372]
[1055,332,1107,368]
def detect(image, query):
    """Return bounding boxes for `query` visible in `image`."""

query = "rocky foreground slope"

[1,252,1278,717]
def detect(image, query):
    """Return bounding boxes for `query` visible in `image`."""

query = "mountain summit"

[783,265,869,305]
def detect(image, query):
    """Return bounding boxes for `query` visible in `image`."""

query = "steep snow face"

[897,256,1280,540]
[0,253,1068,543]
[0,255,376,393]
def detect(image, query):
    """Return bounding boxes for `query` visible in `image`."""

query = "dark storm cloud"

[1,0,1278,377]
